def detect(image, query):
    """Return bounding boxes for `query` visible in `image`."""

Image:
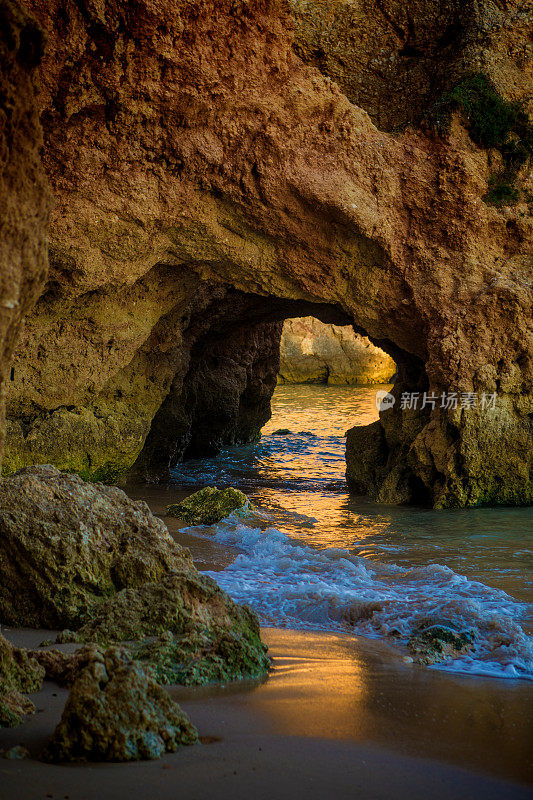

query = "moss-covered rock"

[56,573,271,684]
[0,465,193,628]
[408,624,474,665]
[167,486,252,525]
[0,467,270,688]
[41,646,198,762]
[0,632,45,727]
[132,629,270,686]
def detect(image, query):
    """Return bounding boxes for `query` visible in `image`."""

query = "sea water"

[169,385,533,681]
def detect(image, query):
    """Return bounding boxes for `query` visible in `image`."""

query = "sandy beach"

[0,626,531,800]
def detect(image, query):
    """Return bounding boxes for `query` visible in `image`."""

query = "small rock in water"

[166,486,252,525]
[272,428,291,435]
[408,624,474,665]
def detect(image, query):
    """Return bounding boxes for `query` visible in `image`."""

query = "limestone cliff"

[4,0,532,507]
[279,317,396,384]
[0,0,50,470]
[290,0,533,131]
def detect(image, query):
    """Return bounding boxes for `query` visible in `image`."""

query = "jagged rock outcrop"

[0,632,45,727]
[278,317,396,384]
[56,572,270,682]
[4,0,532,507]
[41,646,198,762]
[0,466,270,682]
[0,0,50,471]
[289,0,533,131]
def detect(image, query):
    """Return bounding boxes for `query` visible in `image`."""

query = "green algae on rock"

[0,465,193,628]
[0,467,270,688]
[56,573,271,684]
[41,646,198,763]
[167,486,252,525]
[0,632,45,727]
[408,624,475,665]
[132,629,270,686]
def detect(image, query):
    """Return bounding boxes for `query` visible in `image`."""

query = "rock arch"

[3,0,532,507]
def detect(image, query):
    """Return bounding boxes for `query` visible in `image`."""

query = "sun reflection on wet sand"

[228,628,533,784]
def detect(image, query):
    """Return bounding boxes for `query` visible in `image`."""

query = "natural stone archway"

[4,0,532,507]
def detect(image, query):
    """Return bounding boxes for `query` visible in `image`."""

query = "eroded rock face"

[6,0,532,507]
[41,646,198,762]
[0,0,50,470]
[0,632,45,727]
[0,465,194,628]
[279,317,396,384]
[290,0,533,131]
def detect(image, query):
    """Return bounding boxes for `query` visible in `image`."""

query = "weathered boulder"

[131,628,270,686]
[278,317,396,385]
[0,466,270,684]
[55,572,270,684]
[0,632,45,727]
[0,465,194,628]
[167,486,252,525]
[41,646,198,762]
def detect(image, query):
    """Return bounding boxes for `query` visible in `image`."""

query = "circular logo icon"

[375,390,396,411]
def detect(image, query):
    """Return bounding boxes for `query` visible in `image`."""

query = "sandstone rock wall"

[3,0,532,507]
[0,0,50,470]
[290,0,533,131]
[279,317,396,384]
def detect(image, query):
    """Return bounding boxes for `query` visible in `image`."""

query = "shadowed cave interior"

[132,288,425,503]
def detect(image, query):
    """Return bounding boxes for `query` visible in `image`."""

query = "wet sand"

[0,626,531,800]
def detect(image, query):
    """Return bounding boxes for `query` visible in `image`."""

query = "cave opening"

[130,289,433,509]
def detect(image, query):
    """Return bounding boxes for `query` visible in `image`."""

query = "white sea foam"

[192,517,533,681]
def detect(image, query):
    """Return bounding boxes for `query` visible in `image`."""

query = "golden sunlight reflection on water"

[131,384,532,605]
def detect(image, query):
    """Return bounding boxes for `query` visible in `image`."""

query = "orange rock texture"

[3,0,531,506]
[0,0,50,470]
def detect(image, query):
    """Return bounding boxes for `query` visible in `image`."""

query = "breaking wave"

[193,516,533,681]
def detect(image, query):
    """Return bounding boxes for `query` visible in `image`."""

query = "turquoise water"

[168,385,533,680]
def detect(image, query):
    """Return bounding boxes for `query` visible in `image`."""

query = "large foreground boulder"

[0,465,194,628]
[41,646,197,762]
[0,632,44,727]
[0,466,270,685]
